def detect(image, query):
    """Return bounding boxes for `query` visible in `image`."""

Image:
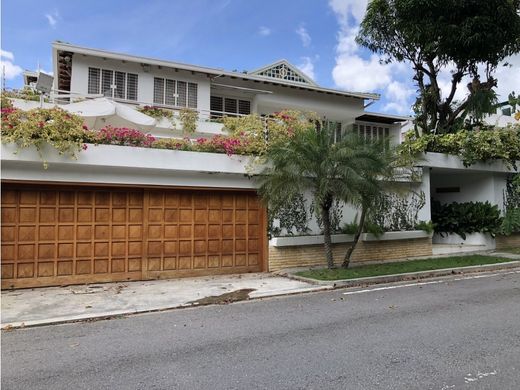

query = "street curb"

[1,285,333,330]
[281,260,520,288]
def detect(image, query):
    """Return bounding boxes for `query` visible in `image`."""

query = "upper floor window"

[210,96,251,118]
[353,123,390,141]
[88,67,138,101]
[153,77,198,108]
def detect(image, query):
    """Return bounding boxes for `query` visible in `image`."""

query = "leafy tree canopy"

[357,0,520,134]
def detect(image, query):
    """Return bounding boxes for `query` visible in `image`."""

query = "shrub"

[415,220,434,234]
[341,220,384,237]
[137,105,174,121]
[431,200,503,239]
[179,108,198,134]
[399,125,520,169]
[500,209,520,235]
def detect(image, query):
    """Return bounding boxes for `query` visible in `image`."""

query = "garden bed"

[295,255,513,281]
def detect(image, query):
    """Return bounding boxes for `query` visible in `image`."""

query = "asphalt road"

[2,270,520,390]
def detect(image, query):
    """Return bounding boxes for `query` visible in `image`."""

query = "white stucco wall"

[1,144,257,189]
[430,170,509,211]
[70,54,211,116]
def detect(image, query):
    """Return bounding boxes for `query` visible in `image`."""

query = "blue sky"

[2,0,519,115]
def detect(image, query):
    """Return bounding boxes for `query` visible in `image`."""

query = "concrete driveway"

[1,273,329,328]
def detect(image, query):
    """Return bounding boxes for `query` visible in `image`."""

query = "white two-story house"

[3,41,515,289]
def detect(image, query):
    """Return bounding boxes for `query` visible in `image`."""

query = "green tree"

[357,0,520,134]
[256,123,395,269]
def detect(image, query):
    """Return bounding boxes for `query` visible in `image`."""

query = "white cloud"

[329,0,413,114]
[1,49,14,61]
[295,24,311,47]
[383,81,415,114]
[45,10,59,28]
[494,54,520,102]
[258,26,271,36]
[297,56,316,80]
[329,0,367,26]
[0,50,23,80]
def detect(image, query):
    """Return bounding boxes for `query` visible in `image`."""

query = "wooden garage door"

[1,184,265,289]
[144,189,264,279]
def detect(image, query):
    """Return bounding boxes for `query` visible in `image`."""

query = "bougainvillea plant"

[88,126,155,147]
[152,135,248,156]
[1,107,88,168]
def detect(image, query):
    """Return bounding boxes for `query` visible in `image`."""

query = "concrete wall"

[269,237,433,270]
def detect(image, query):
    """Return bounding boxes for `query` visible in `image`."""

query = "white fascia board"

[418,152,519,173]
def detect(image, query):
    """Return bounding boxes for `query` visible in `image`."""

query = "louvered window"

[154,78,165,104]
[211,96,251,117]
[126,73,138,100]
[210,96,224,118]
[88,67,138,100]
[188,83,197,108]
[165,79,176,106]
[101,69,113,97]
[88,68,100,94]
[153,78,198,108]
[224,98,237,115]
[238,100,251,115]
[114,71,126,99]
[353,123,391,147]
[177,81,187,107]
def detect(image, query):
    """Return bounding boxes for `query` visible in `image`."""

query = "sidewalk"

[1,273,331,329]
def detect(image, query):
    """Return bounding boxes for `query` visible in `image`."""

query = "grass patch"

[296,255,514,281]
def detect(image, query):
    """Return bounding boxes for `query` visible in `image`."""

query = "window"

[88,68,100,94]
[210,96,251,118]
[352,123,391,148]
[153,77,198,108]
[88,67,138,101]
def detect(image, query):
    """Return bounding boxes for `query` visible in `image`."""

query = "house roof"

[52,41,380,101]
[356,112,412,124]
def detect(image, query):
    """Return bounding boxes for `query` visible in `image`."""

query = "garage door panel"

[2,185,265,289]
[1,186,145,289]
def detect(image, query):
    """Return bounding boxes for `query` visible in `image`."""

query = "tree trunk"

[342,205,367,268]
[321,204,335,269]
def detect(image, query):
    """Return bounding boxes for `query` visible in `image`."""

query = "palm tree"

[257,122,395,269]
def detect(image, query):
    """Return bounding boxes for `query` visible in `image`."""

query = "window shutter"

[210,96,223,118]
[188,83,198,108]
[238,100,251,115]
[165,79,176,106]
[101,69,113,97]
[88,68,100,94]
[154,78,165,104]
[126,73,138,101]
[177,81,187,107]
[114,71,126,99]
[224,98,237,115]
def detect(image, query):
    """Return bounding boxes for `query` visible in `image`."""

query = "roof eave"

[52,41,380,101]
